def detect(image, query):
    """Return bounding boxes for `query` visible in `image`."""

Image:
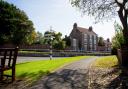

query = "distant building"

[97,38,112,52]
[104,38,112,51]
[70,23,98,51]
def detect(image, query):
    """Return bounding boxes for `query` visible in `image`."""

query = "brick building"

[97,38,112,52]
[104,38,112,51]
[70,23,98,51]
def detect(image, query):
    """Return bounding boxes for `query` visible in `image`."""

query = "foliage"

[93,56,118,68]
[0,0,35,45]
[111,22,124,55]
[52,32,66,50]
[44,30,66,50]
[43,31,54,45]
[98,37,105,46]
[6,56,91,83]
[53,40,66,50]
[34,31,44,44]
[63,35,71,47]
[70,0,117,22]
[112,22,124,49]
[70,0,128,43]
[111,47,117,55]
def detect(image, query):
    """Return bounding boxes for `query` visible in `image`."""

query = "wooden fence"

[0,44,111,57]
[18,50,111,57]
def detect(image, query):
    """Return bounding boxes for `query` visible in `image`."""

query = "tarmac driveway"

[28,57,98,89]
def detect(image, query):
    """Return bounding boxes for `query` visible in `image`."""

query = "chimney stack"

[89,26,93,32]
[73,23,77,29]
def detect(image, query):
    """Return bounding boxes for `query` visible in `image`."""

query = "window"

[89,35,92,43]
[84,45,87,51]
[94,35,97,40]
[90,39,92,44]
[90,45,92,51]
[84,42,87,45]
[94,45,97,50]
[73,39,76,47]
[94,39,96,44]
[84,34,87,39]
[84,39,87,43]
[89,35,91,38]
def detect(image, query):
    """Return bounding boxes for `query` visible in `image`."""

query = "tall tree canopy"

[44,30,66,50]
[34,31,44,44]
[70,0,128,67]
[63,35,71,47]
[0,0,36,45]
[98,37,105,46]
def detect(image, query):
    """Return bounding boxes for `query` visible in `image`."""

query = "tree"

[52,32,66,50]
[63,35,71,47]
[53,40,66,50]
[112,22,124,49]
[111,22,124,55]
[43,31,53,45]
[24,30,37,45]
[34,31,44,44]
[70,0,128,67]
[98,37,105,46]
[44,30,66,50]
[0,0,35,45]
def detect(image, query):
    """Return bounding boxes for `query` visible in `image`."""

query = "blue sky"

[6,0,119,40]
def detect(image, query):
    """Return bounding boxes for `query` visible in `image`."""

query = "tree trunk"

[121,26,128,67]
[118,8,128,68]
[121,45,128,68]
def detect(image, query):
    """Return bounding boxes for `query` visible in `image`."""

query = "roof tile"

[77,27,97,35]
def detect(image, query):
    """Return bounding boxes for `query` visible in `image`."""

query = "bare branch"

[70,0,118,22]
[115,0,123,6]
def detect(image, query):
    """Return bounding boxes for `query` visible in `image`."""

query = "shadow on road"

[31,69,89,89]
[106,70,128,89]
[89,67,128,89]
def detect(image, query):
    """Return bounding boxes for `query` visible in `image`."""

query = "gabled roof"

[77,27,97,35]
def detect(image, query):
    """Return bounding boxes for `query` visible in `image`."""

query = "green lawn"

[6,56,91,83]
[92,55,118,68]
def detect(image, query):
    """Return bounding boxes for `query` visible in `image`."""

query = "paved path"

[28,57,98,89]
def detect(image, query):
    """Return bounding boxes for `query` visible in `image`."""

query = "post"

[50,43,52,60]
[49,28,54,60]
[44,26,54,60]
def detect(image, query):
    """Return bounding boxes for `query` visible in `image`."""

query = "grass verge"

[6,56,91,83]
[92,55,118,68]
